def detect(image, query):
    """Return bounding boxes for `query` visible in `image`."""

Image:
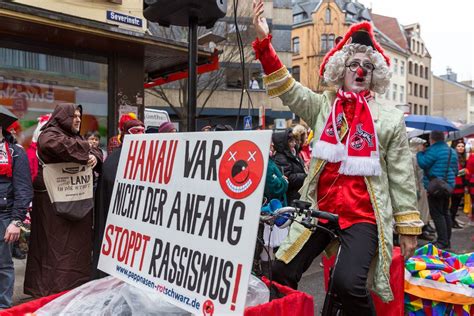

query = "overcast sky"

[357,0,474,82]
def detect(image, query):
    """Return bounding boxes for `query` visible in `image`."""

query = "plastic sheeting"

[35,275,269,315]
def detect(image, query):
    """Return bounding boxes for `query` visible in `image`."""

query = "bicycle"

[260,200,345,316]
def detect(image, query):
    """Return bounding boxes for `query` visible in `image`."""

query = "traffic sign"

[244,115,252,130]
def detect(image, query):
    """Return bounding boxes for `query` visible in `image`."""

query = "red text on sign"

[101,224,151,272]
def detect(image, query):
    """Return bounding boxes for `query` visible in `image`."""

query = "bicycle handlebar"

[262,205,339,228]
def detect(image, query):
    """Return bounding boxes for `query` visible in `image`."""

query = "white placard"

[98,131,272,315]
[145,108,170,129]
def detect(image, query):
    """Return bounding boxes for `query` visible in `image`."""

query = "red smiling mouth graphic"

[218,140,264,199]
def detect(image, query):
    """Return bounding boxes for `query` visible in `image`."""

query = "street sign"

[243,115,252,130]
[144,108,170,129]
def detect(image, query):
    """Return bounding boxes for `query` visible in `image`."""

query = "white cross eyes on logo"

[228,151,237,161]
[248,151,256,162]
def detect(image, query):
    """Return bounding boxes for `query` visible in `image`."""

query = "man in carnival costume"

[252,1,423,314]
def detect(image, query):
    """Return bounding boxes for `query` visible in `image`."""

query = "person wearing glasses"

[252,1,423,314]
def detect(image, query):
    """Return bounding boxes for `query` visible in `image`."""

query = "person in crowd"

[409,138,433,241]
[450,139,467,229]
[249,75,260,89]
[24,103,103,298]
[213,124,233,131]
[0,124,33,309]
[416,131,458,250]
[26,114,51,182]
[158,121,177,133]
[86,131,104,192]
[291,124,311,167]
[107,112,137,155]
[271,128,307,204]
[252,1,422,311]
[465,146,474,227]
[254,141,289,276]
[201,125,212,132]
[92,119,145,279]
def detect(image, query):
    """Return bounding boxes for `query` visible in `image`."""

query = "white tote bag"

[42,162,94,221]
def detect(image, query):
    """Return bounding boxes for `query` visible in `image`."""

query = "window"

[414,83,418,97]
[328,34,335,50]
[414,63,418,76]
[409,61,413,74]
[400,86,404,102]
[421,43,424,55]
[293,13,307,24]
[325,8,331,23]
[394,58,398,74]
[392,84,397,100]
[292,66,300,82]
[0,47,108,148]
[417,42,420,54]
[385,88,390,100]
[401,61,405,75]
[425,86,428,99]
[408,102,412,113]
[419,85,423,98]
[425,67,429,79]
[414,104,418,114]
[419,65,423,78]
[321,34,328,53]
[424,105,428,115]
[292,37,300,54]
[408,82,412,95]
[411,39,415,51]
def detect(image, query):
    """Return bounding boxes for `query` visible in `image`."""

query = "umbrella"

[0,105,18,129]
[446,123,474,141]
[404,115,458,132]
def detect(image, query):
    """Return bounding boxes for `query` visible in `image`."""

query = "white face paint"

[343,52,374,93]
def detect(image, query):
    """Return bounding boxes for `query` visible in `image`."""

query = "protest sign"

[98,131,272,315]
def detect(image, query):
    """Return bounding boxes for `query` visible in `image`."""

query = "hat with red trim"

[319,21,390,77]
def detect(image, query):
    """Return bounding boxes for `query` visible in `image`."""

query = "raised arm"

[252,0,328,127]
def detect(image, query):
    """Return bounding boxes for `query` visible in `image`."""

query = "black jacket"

[272,128,307,204]
[0,141,33,221]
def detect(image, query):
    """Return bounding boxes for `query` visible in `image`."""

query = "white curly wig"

[323,44,391,94]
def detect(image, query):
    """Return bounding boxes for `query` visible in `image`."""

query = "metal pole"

[187,16,198,132]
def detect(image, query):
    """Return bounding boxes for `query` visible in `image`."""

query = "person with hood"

[24,103,103,297]
[0,122,33,309]
[91,119,144,279]
[271,128,307,204]
[252,1,422,312]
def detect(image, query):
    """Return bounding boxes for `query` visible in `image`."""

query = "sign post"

[98,131,272,315]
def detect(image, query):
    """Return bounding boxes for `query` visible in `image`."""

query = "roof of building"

[370,13,408,50]
[293,0,372,25]
[293,0,321,23]
[335,0,371,22]
[434,75,474,92]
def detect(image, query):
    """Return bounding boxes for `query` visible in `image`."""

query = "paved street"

[12,214,474,313]
[298,213,474,315]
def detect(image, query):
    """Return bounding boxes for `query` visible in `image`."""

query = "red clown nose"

[356,67,366,77]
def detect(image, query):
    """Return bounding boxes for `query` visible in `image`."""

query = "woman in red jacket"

[450,139,467,228]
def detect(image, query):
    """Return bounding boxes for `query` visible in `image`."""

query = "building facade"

[0,0,210,146]
[432,71,474,124]
[404,23,432,115]
[291,0,371,92]
[370,13,409,109]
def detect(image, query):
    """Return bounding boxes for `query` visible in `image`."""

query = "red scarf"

[0,141,13,177]
[313,89,381,176]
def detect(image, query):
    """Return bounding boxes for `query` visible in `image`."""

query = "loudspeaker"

[143,0,227,28]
